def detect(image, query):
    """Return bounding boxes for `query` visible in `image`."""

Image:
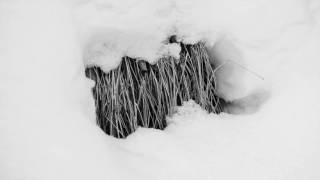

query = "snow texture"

[1,0,320,180]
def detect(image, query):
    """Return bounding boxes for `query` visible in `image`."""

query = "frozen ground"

[1,0,320,180]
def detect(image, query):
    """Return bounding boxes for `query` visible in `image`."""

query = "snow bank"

[0,0,320,179]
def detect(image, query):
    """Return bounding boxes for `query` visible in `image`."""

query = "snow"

[1,0,320,180]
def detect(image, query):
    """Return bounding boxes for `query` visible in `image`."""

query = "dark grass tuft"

[85,42,225,138]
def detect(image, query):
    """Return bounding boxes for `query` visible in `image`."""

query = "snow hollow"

[1,0,320,180]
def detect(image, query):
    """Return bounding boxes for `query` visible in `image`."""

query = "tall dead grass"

[86,42,224,138]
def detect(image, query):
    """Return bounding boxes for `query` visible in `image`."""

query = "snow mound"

[1,0,320,180]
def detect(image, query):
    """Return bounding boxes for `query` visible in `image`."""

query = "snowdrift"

[1,0,320,179]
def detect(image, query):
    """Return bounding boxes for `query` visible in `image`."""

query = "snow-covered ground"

[1,0,320,179]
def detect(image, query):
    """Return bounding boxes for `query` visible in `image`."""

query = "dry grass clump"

[85,42,225,138]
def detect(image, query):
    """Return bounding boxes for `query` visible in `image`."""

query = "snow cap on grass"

[73,0,311,101]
